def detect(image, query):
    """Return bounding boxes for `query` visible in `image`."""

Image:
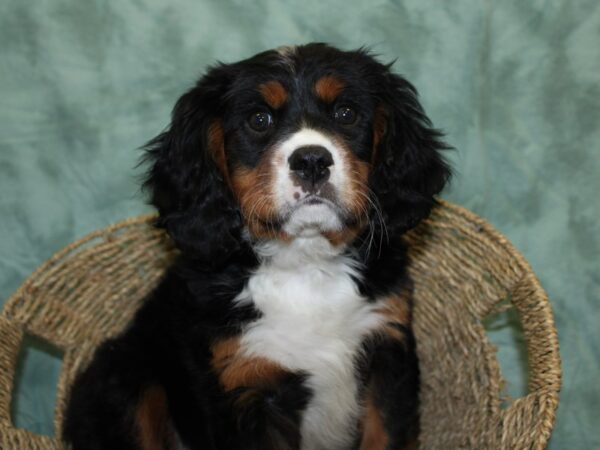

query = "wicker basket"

[0,200,561,449]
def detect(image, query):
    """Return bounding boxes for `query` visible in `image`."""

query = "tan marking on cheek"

[210,337,288,392]
[258,80,288,109]
[336,138,371,219]
[230,162,273,221]
[348,158,371,221]
[359,391,389,450]
[314,75,346,103]
[208,121,231,187]
[230,151,291,241]
[135,386,175,450]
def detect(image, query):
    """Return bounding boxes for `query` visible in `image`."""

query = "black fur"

[142,69,242,266]
[365,329,420,448]
[63,43,450,450]
[370,69,451,235]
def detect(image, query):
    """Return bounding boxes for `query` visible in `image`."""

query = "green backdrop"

[1,1,598,448]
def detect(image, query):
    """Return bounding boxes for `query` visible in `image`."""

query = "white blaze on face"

[271,128,350,237]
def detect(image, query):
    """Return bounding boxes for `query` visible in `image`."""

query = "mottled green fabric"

[0,1,598,448]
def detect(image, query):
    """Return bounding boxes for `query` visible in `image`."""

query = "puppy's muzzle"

[288,145,334,191]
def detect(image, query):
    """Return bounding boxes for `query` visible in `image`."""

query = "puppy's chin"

[282,203,343,237]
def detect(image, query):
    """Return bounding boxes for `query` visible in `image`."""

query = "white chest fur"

[235,237,382,450]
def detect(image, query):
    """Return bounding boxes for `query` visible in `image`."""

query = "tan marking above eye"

[314,75,346,103]
[258,80,288,109]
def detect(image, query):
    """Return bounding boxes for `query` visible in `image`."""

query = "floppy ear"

[143,68,242,265]
[371,70,452,234]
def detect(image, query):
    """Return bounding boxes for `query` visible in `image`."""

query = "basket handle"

[0,315,67,449]
[0,316,23,427]
[495,272,561,450]
[511,272,561,397]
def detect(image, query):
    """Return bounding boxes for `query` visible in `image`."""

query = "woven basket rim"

[0,199,561,449]
[430,199,561,389]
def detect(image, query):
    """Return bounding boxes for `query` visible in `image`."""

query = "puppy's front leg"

[210,336,310,450]
[359,292,420,450]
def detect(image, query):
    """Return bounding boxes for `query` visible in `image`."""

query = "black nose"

[288,146,334,187]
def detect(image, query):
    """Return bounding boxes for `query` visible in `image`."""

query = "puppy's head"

[144,43,451,263]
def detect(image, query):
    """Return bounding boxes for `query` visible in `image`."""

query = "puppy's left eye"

[248,111,274,132]
[334,106,357,125]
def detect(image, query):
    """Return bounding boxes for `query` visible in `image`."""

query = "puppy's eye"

[247,111,274,132]
[334,106,357,125]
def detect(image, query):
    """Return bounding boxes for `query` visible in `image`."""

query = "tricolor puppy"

[63,43,451,450]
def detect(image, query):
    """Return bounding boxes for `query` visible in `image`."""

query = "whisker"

[348,178,389,258]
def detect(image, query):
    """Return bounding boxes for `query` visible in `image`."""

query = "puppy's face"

[211,46,385,243]
[145,44,450,262]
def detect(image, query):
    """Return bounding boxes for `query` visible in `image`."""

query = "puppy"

[63,43,451,450]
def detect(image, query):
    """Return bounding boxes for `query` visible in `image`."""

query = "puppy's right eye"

[334,105,357,125]
[247,111,274,132]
